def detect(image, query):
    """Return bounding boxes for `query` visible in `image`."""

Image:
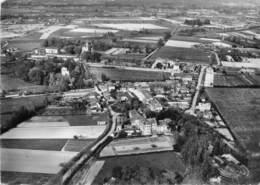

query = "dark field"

[0,139,67,151]
[0,75,41,91]
[63,139,95,152]
[205,88,260,154]
[150,46,213,64]
[1,171,53,185]
[214,73,260,87]
[89,66,171,81]
[1,95,47,114]
[93,151,186,185]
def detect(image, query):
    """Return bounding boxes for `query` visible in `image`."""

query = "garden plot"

[0,126,106,139]
[0,148,77,174]
[93,23,167,31]
[165,40,200,48]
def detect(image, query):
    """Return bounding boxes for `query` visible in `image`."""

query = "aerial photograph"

[0,0,260,184]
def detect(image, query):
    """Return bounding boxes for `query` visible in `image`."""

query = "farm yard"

[93,151,186,185]
[89,66,171,81]
[205,88,260,154]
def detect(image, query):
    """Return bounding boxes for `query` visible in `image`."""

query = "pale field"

[69,28,118,33]
[18,121,70,127]
[1,148,77,174]
[100,136,173,157]
[30,116,66,122]
[1,24,44,39]
[122,38,158,43]
[93,23,167,31]
[0,126,106,139]
[165,40,200,48]
[135,36,163,41]
[84,160,105,185]
[39,25,78,39]
[200,38,221,42]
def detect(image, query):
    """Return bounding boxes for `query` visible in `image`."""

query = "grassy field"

[1,171,54,185]
[150,46,213,64]
[94,151,186,185]
[0,139,67,151]
[205,88,260,154]
[0,75,43,91]
[89,66,171,81]
[214,73,260,87]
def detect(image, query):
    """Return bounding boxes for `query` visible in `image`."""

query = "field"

[1,139,67,151]
[0,125,106,139]
[100,136,174,157]
[205,88,260,154]
[89,66,171,81]
[93,23,168,31]
[1,148,77,174]
[214,73,260,87]
[150,46,213,64]
[62,139,95,152]
[93,151,186,185]
[1,171,54,185]
[165,40,200,48]
[0,75,36,91]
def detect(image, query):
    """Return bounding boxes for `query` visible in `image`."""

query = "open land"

[150,46,213,64]
[205,88,260,154]
[100,136,174,157]
[0,126,106,139]
[214,73,260,87]
[1,171,54,185]
[0,148,77,174]
[93,23,168,31]
[89,66,171,81]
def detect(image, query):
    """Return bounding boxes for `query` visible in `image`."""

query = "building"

[45,47,59,54]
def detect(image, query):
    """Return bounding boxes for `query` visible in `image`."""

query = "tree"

[28,67,44,85]
[101,74,109,82]
[157,38,164,47]
[163,31,171,41]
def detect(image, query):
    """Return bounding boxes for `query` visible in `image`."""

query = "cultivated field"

[1,171,53,185]
[150,46,213,64]
[89,66,171,81]
[0,126,106,139]
[93,23,167,31]
[165,40,200,48]
[63,139,95,152]
[1,139,67,151]
[214,73,260,87]
[1,148,77,174]
[205,88,260,154]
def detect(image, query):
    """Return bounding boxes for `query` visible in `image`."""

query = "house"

[45,47,59,54]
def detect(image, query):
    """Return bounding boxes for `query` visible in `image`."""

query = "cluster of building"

[121,109,171,137]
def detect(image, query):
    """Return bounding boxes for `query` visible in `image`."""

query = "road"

[186,66,206,115]
[212,51,221,66]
